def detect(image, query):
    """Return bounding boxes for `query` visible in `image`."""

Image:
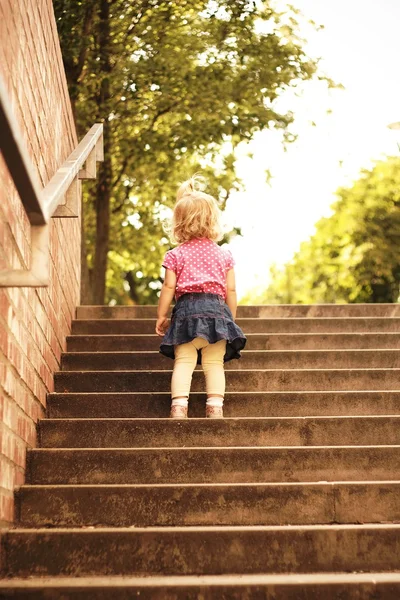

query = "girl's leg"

[170,340,200,418]
[201,339,227,418]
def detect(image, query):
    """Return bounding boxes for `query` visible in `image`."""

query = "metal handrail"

[0,73,103,287]
[0,75,45,225]
[44,123,104,219]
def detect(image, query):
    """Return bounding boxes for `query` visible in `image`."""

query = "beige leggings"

[171,337,226,401]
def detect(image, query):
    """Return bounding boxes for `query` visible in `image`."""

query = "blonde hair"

[171,175,222,244]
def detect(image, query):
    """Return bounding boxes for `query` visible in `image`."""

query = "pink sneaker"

[206,406,223,419]
[170,405,188,419]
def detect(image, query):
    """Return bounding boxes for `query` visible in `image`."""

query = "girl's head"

[171,175,222,244]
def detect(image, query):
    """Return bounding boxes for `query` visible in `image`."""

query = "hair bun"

[176,173,205,200]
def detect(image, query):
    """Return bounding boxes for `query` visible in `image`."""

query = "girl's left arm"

[226,268,237,320]
[156,268,177,336]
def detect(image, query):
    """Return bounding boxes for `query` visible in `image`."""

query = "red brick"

[0,0,79,527]
[0,490,15,524]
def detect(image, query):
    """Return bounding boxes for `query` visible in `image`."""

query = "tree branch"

[72,2,96,83]
[112,156,130,188]
[120,0,153,48]
[111,184,132,214]
[150,101,180,129]
[111,100,180,188]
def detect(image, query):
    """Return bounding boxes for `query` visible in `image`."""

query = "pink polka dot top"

[162,237,235,300]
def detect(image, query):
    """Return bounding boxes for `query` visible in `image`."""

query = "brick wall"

[0,0,79,528]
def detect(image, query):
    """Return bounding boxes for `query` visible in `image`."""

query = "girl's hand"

[156,317,169,337]
[156,269,176,336]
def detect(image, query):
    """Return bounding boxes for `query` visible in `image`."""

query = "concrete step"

[46,391,400,419]
[76,303,400,319]
[54,368,400,393]
[66,332,400,352]
[60,349,400,371]
[2,525,400,577]
[38,416,400,448]
[16,481,400,528]
[26,446,400,485]
[1,573,400,599]
[71,317,400,335]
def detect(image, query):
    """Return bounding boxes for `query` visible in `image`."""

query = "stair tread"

[37,415,400,448]
[47,390,400,394]
[7,523,400,532]
[40,415,400,421]
[2,572,400,587]
[67,332,400,336]
[62,349,400,353]
[4,524,400,577]
[55,367,400,372]
[74,317,400,320]
[29,444,400,450]
[53,369,400,393]
[5,302,400,584]
[18,480,400,488]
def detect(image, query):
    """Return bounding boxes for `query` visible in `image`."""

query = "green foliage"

[246,157,400,304]
[54,0,323,304]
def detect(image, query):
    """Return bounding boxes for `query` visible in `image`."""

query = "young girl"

[155,176,247,419]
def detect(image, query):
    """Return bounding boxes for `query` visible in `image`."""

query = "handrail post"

[0,71,103,288]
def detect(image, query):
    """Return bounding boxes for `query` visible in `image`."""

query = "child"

[155,175,247,419]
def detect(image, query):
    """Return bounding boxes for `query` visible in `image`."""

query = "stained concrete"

[2,525,400,577]
[76,303,400,319]
[54,368,400,393]
[26,446,400,485]
[2,302,400,594]
[71,317,400,335]
[60,349,400,371]
[47,390,400,419]
[16,482,400,528]
[1,573,400,599]
[67,332,400,352]
[39,416,400,448]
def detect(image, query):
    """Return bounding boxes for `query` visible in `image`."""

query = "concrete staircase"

[1,303,400,598]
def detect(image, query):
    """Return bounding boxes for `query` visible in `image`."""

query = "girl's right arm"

[156,268,177,336]
[226,268,237,320]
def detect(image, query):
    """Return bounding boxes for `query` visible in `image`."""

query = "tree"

[54,0,325,304]
[245,157,400,304]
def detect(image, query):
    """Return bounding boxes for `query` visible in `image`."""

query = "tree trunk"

[93,133,111,304]
[125,271,140,304]
[92,0,112,304]
[56,1,98,302]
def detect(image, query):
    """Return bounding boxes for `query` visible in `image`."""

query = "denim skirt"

[160,292,247,364]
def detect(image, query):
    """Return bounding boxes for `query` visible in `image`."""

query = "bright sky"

[225,0,400,300]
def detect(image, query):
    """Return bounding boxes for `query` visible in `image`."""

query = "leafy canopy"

[243,157,400,304]
[54,0,325,303]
